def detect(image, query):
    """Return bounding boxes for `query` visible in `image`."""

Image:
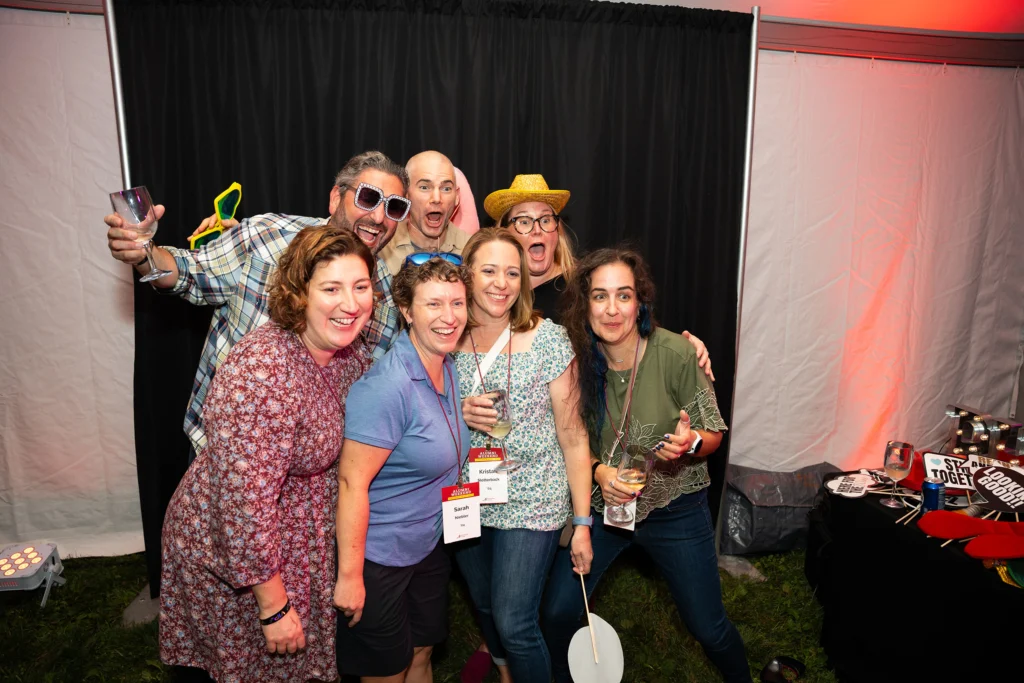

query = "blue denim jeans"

[455,526,561,682]
[542,489,753,683]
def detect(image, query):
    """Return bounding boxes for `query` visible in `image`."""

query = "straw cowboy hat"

[483,174,570,221]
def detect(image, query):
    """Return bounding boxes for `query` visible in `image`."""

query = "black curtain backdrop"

[117,0,751,594]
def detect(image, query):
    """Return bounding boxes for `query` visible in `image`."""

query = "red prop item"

[917,510,1024,539]
[965,534,1024,560]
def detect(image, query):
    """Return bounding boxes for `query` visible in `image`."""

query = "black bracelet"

[591,460,601,479]
[259,599,291,626]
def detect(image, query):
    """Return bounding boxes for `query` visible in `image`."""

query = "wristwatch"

[572,515,594,527]
[687,433,703,455]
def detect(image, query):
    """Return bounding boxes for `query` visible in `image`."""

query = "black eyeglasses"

[402,252,464,268]
[508,214,559,234]
[350,182,411,222]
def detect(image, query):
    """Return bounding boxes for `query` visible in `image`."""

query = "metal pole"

[716,6,761,553]
[102,0,131,188]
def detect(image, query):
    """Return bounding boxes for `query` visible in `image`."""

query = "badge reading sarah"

[441,482,482,544]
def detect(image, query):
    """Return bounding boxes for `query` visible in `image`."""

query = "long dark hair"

[561,248,657,436]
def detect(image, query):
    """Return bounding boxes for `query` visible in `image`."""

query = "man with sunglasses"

[104,150,410,459]
[378,150,471,277]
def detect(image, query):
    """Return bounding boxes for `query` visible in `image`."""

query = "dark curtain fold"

[116,0,751,593]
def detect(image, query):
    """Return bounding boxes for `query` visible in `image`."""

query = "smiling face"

[402,278,468,360]
[468,239,522,323]
[506,201,560,279]
[406,152,460,246]
[328,168,405,254]
[300,254,375,356]
[587,261,640,347]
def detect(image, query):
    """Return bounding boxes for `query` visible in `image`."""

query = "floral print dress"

[452,319,576,531]
[160,323,369,682]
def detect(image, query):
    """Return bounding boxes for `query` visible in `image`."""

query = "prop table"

[806,474,1022,682]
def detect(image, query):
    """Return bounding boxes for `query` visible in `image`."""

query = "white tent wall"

[0,8,142,556]
[729,50,1024,473]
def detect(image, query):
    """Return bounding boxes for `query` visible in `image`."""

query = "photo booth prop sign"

[972,467,1024,512]
[825,474,876,498]
[923,453,976,489]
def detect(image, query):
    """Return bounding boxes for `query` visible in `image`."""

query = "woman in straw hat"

[482,174,576,324]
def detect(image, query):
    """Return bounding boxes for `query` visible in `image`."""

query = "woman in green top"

[541,247,752,683]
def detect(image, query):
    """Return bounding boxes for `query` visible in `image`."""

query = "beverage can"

[922,478,946,512]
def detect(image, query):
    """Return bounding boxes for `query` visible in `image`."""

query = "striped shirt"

[161,213,399,454]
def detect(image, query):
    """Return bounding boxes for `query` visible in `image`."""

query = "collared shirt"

[377,220,470,276]
[162,213,399,454]
[344,330,470,567]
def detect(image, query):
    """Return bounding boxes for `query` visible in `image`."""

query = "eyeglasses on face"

[351,182,412,222]
[508,214,559,234]
[402,252,464,268]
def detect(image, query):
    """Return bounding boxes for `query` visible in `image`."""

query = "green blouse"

[593,328,727,523]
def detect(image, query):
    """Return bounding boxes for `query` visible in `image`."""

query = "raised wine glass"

[881,441,914,509]
[489,389,520,473]
[109,186,171,283]
[606,444,656,524]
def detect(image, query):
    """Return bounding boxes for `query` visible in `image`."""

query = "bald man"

[378,151,471,275]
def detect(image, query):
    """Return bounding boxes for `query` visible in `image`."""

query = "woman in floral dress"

[159,226,375,682]
[453,228,593,683]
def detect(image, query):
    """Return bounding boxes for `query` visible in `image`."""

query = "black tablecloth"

[805,476,1023,682]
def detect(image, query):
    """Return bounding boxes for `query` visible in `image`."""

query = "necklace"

[603,336,638,373]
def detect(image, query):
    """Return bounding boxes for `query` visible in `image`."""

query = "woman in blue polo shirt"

[333,257,472,681]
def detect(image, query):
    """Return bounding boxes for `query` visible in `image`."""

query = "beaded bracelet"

[259,599,291,626]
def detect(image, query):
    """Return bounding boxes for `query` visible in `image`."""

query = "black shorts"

[336,543,451,677]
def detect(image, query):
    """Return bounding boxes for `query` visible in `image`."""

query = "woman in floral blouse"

[159,226,374,682]
[455,228,593,683]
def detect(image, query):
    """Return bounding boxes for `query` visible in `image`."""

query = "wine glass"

[606,444,656,524]
[881,441,914,509]
[109,186,171,283]
[489,389,520,473]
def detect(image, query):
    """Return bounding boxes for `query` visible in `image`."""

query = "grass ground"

[0,549,836,682]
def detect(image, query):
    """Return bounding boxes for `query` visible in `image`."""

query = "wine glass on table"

[606,444,656,524]
[109,186,171,283]
[881,441,914,509]
[489,390,520,473]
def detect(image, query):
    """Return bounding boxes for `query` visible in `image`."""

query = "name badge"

[441,482,481,544]
[468,447,509,504]
[603,500,637,532]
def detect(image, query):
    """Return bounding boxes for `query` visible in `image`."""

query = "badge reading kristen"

[468,447,509,504]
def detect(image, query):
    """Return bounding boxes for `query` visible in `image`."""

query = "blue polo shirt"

[344,330,471,567]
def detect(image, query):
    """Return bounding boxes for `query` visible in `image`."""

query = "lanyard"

[470,327,513,399]
[433,362,465,485]
[603,336,642,462]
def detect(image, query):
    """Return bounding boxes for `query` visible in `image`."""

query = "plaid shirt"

[162,213,399,454]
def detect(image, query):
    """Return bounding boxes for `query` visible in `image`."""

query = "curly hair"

[462,227,541,333]
[561,247,658,436]
[392,257,473,327]
[495,206,577,279]
[267,226,375,334]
